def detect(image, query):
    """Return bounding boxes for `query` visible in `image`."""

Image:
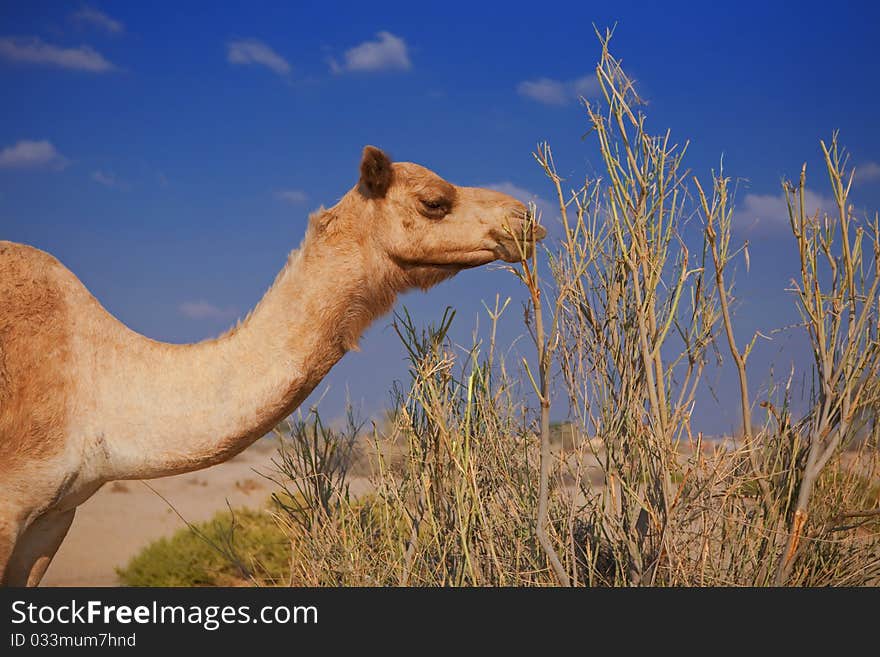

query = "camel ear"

[359,145,393,199]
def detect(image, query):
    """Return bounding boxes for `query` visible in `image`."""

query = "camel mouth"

[491,223,547,263]
[391,219,547,270]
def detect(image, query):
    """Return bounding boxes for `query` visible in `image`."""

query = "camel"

[0,146,544,586]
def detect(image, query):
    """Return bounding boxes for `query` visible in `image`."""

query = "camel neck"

[100,235,396,480]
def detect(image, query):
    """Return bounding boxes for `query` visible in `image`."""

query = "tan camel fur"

[0,146,544,586]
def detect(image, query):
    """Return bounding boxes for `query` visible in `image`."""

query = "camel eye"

[420,198,450,218]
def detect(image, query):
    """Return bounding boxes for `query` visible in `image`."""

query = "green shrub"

[116,507,289,587]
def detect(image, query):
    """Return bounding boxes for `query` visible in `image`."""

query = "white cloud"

[0,36,116,72]
[854,161,880,184]
[72,6,124,35]
[517,79,566,106]
[571,75,600,98]
[517,74,599,106]
[179,300,239,321]
[91,170,128,189]
[330,31,411,73]
[734,188,834,231]
[275,189,308,204]
[227,39,290,76]
[0,139,68,170]
[484,182,556,222]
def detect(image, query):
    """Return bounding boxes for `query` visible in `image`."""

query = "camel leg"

[5,509,75,587]
[0,516,21,587]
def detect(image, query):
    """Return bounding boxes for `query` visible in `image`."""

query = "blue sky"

[2,1,879,435]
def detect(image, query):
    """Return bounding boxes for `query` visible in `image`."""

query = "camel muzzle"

[491,222,547,262]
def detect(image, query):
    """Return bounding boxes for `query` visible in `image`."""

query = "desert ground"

[43,439,286,586]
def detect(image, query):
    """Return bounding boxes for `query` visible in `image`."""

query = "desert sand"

[42,439,283,587]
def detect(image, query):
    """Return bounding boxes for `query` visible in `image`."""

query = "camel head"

[314,146,547,291]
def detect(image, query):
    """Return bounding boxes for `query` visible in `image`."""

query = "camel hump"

[1,241,72,293]
[0,240,65,270]
[0,240,73,468]
[0,242,71,327]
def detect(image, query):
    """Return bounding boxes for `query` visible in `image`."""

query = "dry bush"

[265,29,879,586]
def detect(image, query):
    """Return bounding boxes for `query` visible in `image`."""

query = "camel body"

[0,147,542,585]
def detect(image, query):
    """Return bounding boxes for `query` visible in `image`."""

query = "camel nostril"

[533,224,547,241]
